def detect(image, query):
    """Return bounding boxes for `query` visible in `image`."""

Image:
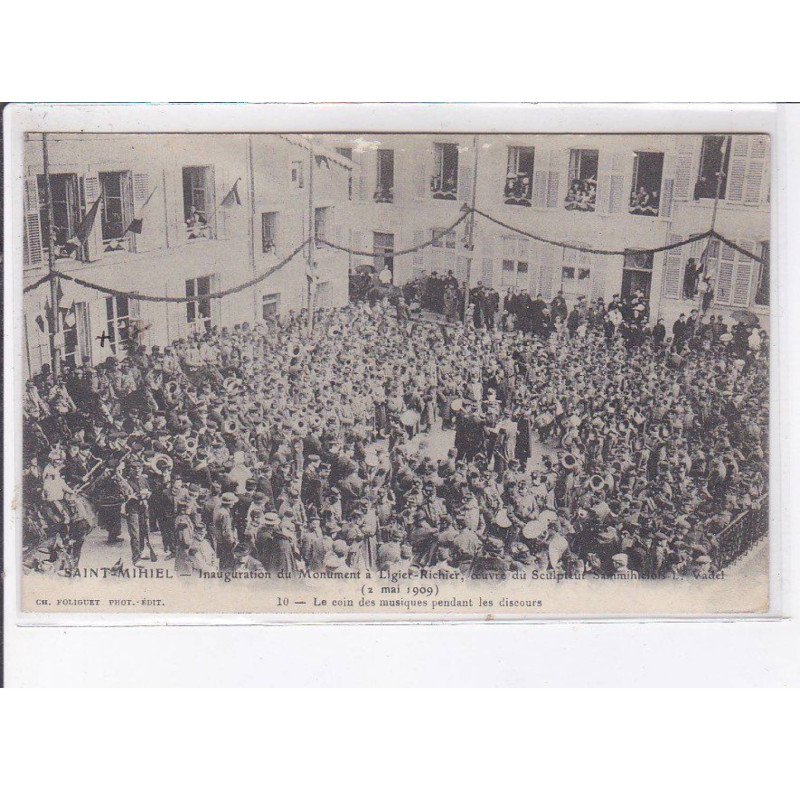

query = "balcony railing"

[504,175,532,207]
[713,494,768,570]
[430,175,457,200]
[374,185,394,203]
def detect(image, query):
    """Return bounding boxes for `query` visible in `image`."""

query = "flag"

[73,193,103,246]
[314,155,330,169]
[64,303,76,328]
[35,314,45,332]
[125,186,157,235]
[221,178,242,207]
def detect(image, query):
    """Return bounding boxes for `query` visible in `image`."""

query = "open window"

[291,161,304,189]
[504,146,534,206]
[373,232,395,277]
[375,149,394,203]
[695,135,731,200]
[99,170,134,251]
[565,149,598,212]
[182,166,215,240]
[186,275,214,332]
[262,292,281,320]
[629,152,663,216]
[314,206,330,247]
[105,295,140,356]
[501,258,529,288]
[431,143,459,200]
[261,211,278,253]
[37,173,80,258]
[431,227,456,250]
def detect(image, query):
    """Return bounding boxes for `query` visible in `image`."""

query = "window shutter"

[744,136,768,205]
[23,176,43,267]
[539,243,559,300]
[82,174,102,261]
[165,169,184,248]
[726,136,750,203]
[481,257,494,285]
[456,255,469,283]
[533,170,548,207]
[457,162,472,203]
[662,234,683,299]
[608,176,624,214]
[659,178,674,218]
[411,230,425,268]
[732,240,755,307]
[131,172,161,253]
[416,154,428,200]
[672,137,695,202]
[546,171,560,208]
[714,243,737,304]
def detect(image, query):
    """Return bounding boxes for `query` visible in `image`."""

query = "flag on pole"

[314,155,330,169]
[73,193,103,246]
[221,177,242,207]
[125,186,157,235]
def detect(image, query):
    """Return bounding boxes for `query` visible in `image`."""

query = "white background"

[1,6,799,797]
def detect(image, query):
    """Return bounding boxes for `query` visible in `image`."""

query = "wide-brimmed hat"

[221,492,238,505]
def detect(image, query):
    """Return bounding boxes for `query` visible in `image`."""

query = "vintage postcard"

[6,105,776,618]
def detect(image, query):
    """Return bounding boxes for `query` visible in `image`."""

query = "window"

[629,152,664,216]
[99,171,134,246]
[105,295,140,356]
[374,149,395,202]
[261,212,278,253]
[314,207,330,247]
[182,166,215,240]
[431,143,459,199]
[431,228,456,249]
[695,135,731,200]
[335,147,353,160]
[262,292,281,320]
[502,259,529,288]
[623,249,654,271]
[63,302,91,368]
[186,275,214,332]
[754,242,769,307]
[37,173,80,257]
[504,146,535,205]
[565,149,598,212]
[291,161,305,188]
[373,232,395,277]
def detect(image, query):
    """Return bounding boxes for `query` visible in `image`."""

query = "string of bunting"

[23,206,767,301]
[24,240,311,302]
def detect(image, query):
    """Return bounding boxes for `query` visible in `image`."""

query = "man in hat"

[213,492,239,572]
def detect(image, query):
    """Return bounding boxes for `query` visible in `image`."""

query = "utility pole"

[463,134,479,324]
[42,133,61,375]
[699,135,729,314]
[307,145,315,336]
[248,134,258,323]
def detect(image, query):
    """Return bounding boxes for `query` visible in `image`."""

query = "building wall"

[319,133,770,327]
[21,134,351,377]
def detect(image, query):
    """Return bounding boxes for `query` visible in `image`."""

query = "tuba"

[589,474,606,492]
[148,453,174,475]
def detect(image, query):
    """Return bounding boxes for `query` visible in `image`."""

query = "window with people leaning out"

[374,149,394,203]
[431,143,458,199]
[695,135,731,200]
[629,151,664,216]
[504,146,534,206]
[183,166,215,240]
[564,149,598,212]
[99,170,133,250]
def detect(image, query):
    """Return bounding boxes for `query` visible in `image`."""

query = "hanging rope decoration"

[23,206,768,299]
[24,239,311,301]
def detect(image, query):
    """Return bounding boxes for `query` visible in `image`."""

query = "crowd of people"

[23,284,768,583]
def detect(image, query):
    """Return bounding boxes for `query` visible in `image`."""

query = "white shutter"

[732,240,755,307]
[533,170,548,207]
[415,151,428,200]
[457,159,472,204]
[82,174,102,261]
[351,230,365,266]
[595,151,612,215]
[662,234,683,299]
[165,168,184,248]
[546,171,560,208]
[539,243,559,300]
[726,136,750,203]
[411,230,425,269]
[481,257,494,285]
[659,152,675,218]
[23,176,43,267]
[608,176,625,214]
[715,243,737,304]
[672,137,696,203]
[131,172,161,253]
[744,136,768,205]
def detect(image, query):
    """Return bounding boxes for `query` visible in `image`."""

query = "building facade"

[21,133,353,377]
[318,133,770,326]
